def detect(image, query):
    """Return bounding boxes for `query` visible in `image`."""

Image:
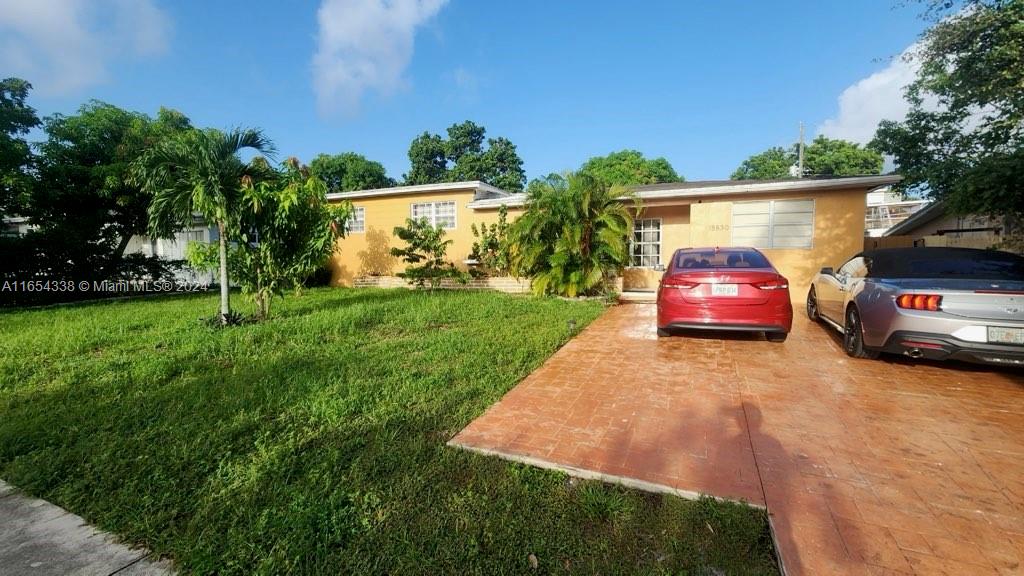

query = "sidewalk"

[0,480,173,576]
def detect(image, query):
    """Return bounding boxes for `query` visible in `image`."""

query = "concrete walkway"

[451,304,1024,575]
[0,480,173,576]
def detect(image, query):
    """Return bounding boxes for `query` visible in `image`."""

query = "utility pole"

[797,121,805,179]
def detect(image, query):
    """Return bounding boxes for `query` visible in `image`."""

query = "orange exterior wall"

[328,187,522,286]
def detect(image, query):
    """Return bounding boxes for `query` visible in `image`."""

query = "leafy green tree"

[309,152,395,192]
[731,137,882,180]
[0,78,40,218]
[469,205,511,277]
[187,158,351,318]
[133,127,276,323]
[526,172,567,195]
[390,218,466,289]
[872,0,1024,221]
[804,136,883,176]
[730,147,793,180]
[404,121,527,191]
[579,149,680,187]
[32,102,192,274]
[509,172,634,297]
[405,132,447,185]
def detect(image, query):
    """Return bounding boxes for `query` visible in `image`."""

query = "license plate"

[712,284,739,297]
[988,326,1024,345]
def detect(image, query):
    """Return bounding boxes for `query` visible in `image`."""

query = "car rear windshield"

[868,248,1024,280]
[675,249,771,269]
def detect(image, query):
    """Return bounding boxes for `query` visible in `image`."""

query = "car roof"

[859,247,1015,260]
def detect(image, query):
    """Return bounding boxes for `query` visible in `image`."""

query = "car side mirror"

[820,267,834,276]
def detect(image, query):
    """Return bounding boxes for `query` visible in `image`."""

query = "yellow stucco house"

[327,174,901,300]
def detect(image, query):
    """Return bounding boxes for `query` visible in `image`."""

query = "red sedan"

[656,247,793,342]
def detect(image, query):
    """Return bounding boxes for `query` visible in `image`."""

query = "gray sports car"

[806,247,1024,366]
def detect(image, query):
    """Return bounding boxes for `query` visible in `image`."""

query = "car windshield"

[675,249,770,269]
[868,248,1024,280]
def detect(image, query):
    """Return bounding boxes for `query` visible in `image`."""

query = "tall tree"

[309,152,395,192]
[731,136,882,180]
[404,121,527,191]
[579,149,681,187]
[730,147,792,180]
[0,78,39,219]
[133,128,276,323]
[32,102,192,273]
[872,0,1024,221]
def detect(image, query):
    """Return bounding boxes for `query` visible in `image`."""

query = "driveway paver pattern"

[451,304,1024,575]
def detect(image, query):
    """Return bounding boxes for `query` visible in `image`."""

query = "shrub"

[468,205,512,278]
[390,218,467,290]
[508,171,635,297]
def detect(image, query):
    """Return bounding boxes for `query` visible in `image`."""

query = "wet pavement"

[451,304,1024,575]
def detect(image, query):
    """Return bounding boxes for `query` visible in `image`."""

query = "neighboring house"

[1,215,216,284]
[864,187,928,238]
[327,175,901,300]
[881,200,1009,250]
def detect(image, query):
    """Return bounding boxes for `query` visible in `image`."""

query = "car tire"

[657,327,671,337]
[766,332,787,343]
[843,306,879,359]
[806,287,820,321]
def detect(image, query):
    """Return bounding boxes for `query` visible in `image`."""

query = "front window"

[631,218,661,267]
[349,207,365,233]
[731,199,815,249]
[411,201,456,229]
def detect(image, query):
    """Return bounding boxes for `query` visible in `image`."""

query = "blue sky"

[2,0,931,183]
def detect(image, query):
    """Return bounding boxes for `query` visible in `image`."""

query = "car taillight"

[662,281,698,289]
[753,278,789,290]
[896,293,942,311]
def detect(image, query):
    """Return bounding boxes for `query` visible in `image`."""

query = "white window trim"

[410,200,457,230]
[629,217,663,268]
[349,206,366,233]
[731,198,815,250]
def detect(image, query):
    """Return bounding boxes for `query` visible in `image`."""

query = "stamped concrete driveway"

[451,304,1024,575]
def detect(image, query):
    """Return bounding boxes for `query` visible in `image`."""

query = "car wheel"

[843,307,879,359]
[657,327,671,337]
[806,287,820,321]
[766,332,787,343]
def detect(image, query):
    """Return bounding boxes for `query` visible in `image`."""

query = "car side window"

[838,256,867,278]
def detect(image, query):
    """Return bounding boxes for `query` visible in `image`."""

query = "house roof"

[882,200,946,237]
[325,180,509,201]
[465,174,903,209]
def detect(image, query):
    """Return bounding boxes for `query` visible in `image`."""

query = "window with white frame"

[410,201,456,229]
[348,206,365,233]
[630,218,662,267]
[731,199,814,249]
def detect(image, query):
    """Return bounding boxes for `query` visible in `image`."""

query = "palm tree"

[132,128,275,323]
[508,171,635,297]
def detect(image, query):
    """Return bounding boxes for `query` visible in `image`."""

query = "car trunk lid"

[662,269,783,306]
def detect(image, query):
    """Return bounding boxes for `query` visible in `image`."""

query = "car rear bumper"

[662,321,789,333]
[878,330,1024,366]
[657,302,793,333]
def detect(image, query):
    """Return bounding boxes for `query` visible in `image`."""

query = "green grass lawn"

[0,288,778,575]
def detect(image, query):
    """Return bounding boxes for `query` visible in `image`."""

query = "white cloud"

[0,0,171,96]
[816,46,921,144]
[313,0,448,115]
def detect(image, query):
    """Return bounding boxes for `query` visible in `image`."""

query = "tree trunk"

[217,220,230,324]
[102,234,134,279]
